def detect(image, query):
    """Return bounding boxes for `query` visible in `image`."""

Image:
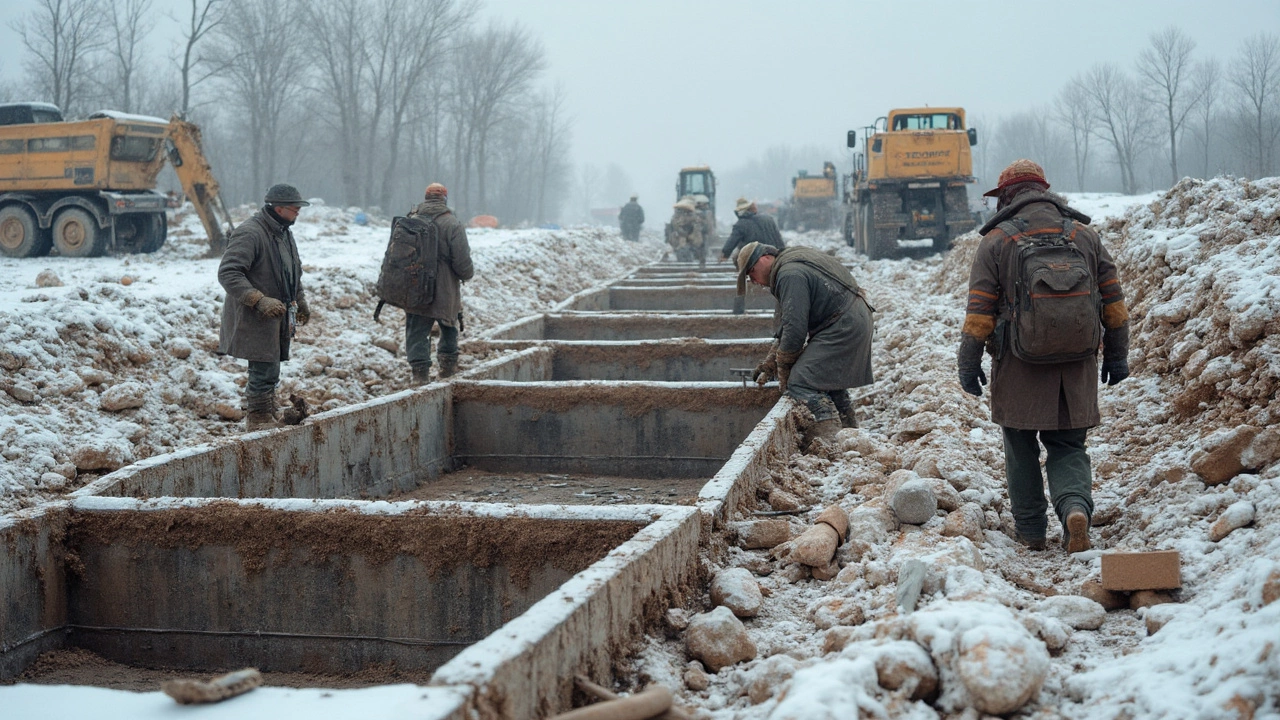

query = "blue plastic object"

[354,212,369,226]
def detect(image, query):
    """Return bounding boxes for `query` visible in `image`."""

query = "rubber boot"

[410,363,432,386]
[437,353,459,379]
[1063,505,1092,553]
[804,418,842,452]
[244,393,281,432]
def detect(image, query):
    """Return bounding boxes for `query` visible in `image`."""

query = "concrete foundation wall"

[564,286,776,312]
[550,340,769,382]
[484,312,776,341]
[0,506,68,680]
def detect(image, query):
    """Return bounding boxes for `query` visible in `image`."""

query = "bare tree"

[530,84,572,223]
[307,0,371,205]
[1228,32,1280,178]
[577,163,600,223]
[104,0,153,113]
[175,0,228,116]
[1083,63,1152,194]
[1189,58,1223,178]
[1054,78,1094,191]
[1136,26,1199,184]
[11,0,107,114]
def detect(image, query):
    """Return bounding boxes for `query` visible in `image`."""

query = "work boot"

[437,354,459,379]
[278,394,309,425]
[244,393,281,432]
[1063,506,1092,553]
[410,364,432,386]
[804,418,842,452]
[732,295,746,315]
[839,408,858,429]
[1015,532,1048,551]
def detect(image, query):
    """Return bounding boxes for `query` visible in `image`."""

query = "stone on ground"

[99,381,147,411]
[1144,602,1204,635]
[711,568,763,618]
[871,640,939,702]
[732,518,791,549]
[1190,425,1260,485]
[1035,595,1106,630]
[746,654,798,704]
[941,502,985,542]
[684,606,756,672]
[891,478,937,525]
[955,624,1050,714]
[1079,579,1128,611]
[1209,500,1255,542]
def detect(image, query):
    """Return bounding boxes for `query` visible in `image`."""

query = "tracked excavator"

[0,103,233,259]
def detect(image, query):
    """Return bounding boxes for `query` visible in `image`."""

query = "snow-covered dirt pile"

[628,182,1280,718]
[0,204,660,513]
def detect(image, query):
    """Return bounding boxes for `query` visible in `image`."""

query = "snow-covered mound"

[0,205,660,513]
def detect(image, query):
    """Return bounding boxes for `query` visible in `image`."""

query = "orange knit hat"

[983,159,1048,197]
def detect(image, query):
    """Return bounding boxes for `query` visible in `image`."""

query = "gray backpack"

[374,214,439,321]
[1001,218,1102,364]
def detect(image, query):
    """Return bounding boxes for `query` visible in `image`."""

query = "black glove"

[957,334,988,397]
[1101,324,1130,386]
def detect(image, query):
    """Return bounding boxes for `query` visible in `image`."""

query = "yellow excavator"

[0,103,233,258]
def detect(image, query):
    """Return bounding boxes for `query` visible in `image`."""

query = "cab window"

[892,113,963,131]
[682,173,708,195]
[110,135,160,162]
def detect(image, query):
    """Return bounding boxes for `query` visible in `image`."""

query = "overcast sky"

[0,0,1271,211]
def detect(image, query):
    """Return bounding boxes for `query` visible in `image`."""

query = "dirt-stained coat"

[767,247,874,392]
[965,192,1127,430]
[217,208,305,362]
[407,198,474,326]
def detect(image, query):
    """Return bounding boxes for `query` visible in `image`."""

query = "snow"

[87,110,169,125]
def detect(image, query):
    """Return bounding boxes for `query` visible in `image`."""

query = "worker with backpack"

[375,183,473,385]
[956,159,1131,554]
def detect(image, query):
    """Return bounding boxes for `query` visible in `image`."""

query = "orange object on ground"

[469,215,499,228]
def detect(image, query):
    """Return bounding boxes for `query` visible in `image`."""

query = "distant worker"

[618,194,644,242]
[397,183,474,384]
[668,197,707,267]
[693,194,715,267]
[722,197,784,262]
[957,159,1130,554]
[217,183,312,431]
[738,241,874,448]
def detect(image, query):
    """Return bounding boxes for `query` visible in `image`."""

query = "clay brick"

[1101,550,1181,592]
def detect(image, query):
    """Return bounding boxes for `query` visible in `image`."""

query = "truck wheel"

[842,210,854,246]
[139,213,167,253]
[52,207,104,258]
[0,205,51,258]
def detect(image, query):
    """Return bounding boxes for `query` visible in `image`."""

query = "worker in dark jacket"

[618,195,644,242]
[957,159,1131,553]
[738,241,874,448]
[405,183,474,384]
[217,183,311,431]
[722,197,784,261]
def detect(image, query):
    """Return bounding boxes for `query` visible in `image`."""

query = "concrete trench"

[0,260,797,719]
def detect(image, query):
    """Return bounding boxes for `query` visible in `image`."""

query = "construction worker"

[404,183,473,384]
[217,183,311,431]
[668,197,705,265]
[722,197,784,261]
[957,159,1131,553]
[738,241,874,448]
[618,194,644,242]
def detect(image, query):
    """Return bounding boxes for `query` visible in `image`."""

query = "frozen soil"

[390,468,704,506]
[624,183,1280,719]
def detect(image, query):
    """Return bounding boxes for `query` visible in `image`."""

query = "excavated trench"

[0,260,796,719]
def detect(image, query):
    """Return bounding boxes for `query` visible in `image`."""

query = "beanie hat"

[983,159,1048,197]
[425,183,448,198]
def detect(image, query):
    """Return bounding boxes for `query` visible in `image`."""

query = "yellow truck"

[0,103,232,258]
[842,107,978,259]
[781,161,838,231]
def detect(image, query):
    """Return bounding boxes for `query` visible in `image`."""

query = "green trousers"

[1002,427,1092,540]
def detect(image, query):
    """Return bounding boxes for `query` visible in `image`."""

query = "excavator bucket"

[166,115,234,256]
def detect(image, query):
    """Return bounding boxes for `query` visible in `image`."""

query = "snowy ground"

[3,183,1278,718]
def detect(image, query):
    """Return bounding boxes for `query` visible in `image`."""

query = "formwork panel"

[549,339,770,382]
[564,286,775,312]
[0,507,69,680]
[484,312,776,341]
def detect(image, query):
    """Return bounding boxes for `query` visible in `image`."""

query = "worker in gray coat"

[217,183,311,431]
[738,241,874,447]
[405,183,474,384]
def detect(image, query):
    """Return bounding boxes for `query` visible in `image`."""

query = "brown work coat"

[217,208,305,362]
[965,192,1125,430]
[406,199,473,326]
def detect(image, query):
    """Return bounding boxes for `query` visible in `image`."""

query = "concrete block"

[1101,550,1181,591]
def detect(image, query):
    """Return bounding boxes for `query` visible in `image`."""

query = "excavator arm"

[165,115,234,255]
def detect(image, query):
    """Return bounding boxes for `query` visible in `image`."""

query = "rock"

[873,640,939,702]
[864,562,894,588]
[683,662,710,692]
[684,606,756,672]
[920,537,986,594]
[733,518,791,549]
[120,275,134,286]
[372,337,399,355]
[214,402,245,422]
[1242,427,1280,471]
[1144,602,1204,635]
[1209,501,1256,542]
[78,367,110,386]
[334,294,357,309]
[1021,613,1069,652]
[710,568,762,618]
[912,455,942,478]
[847,505,893,546]
[811,558,840,581]
[4,381,39,404]
[896,559,927,613]
[808,596,865,630]
[768,488,803,512]
[746,654,797,704]
[1129,590,1174,610]
[39,472,68,490]
[780,562,811,583]
[1262,570,1280,607]
[71,439,133,472]
[1035,595,1106,630]
[942,503,985,542]
[823,627,859,654]
[52,463,77,480]
[1190,425,1262,485]
[34,269,63,287]
[892,478,938,525]
[789,505,848,568]
[1079,579,1128,611]
[955,625,1050,714]
[165,339,194,359]
[665,608,689,633]
[99,382,146,411]
[929,476,963,512]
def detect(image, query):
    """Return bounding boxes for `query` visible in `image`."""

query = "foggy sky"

[0,0,1272,213]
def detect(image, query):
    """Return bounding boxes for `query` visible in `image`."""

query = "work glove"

[754,344,779,386]
[295,296,311,326]
[255,295,287,319]
[1101,324,1130,386]
[956,334,988,397]
[776,350,801,394]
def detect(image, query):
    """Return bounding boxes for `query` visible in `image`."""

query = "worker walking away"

[376,183,473,385]
[956,159,1131,554]
[618,194,644,242]
[217,183,312,431]
[668,197,706,266]
[738,241,874,450]
[722,197,784,262]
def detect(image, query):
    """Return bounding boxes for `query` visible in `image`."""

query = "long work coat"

[965,192,1126,430]
[768,247,874,392]
[723,212,785,259]
[407,200,474,327]
[217,209,305,362]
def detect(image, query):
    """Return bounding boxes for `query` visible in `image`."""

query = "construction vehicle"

[780,161,838,231]
[842,107,978,259]
[0,103,232,259]
[664,166,718,257]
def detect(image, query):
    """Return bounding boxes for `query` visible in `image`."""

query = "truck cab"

[0,103,64,126]
[676,166,716,219]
